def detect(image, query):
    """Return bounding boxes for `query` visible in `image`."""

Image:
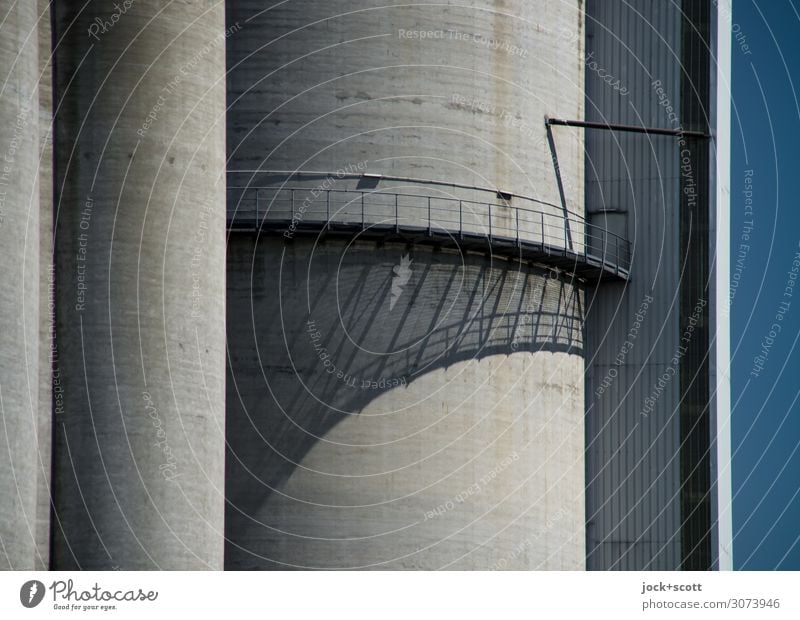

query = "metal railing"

[227,187,631,275]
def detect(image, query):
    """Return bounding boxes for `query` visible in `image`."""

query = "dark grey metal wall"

[583,0,716,570]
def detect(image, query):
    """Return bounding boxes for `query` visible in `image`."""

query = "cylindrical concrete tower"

[226,0,600,569]
[36,0,54,571]
[51,2,227,569]
[0,0,40,570]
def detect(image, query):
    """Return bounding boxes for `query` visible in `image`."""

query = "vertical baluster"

[428,196,432,236]
[541,212,544,248]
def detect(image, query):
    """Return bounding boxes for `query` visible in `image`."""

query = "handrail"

[230,183,574,223]
[231,185,606,229]
[227,186,632,276]
[227,171,565,210]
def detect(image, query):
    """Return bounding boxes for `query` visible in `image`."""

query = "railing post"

[516,209,520,246]
[540,212,544,248]
[255,189,259,231]
[459,200,463,238]
[395,193,399,233]
[428,196,432,236]
[361,192,365,230]
[488,203,492,242]
[326,190,330,229]
[291,189,295,223]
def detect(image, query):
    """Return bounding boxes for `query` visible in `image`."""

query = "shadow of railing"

[224,239,585,568]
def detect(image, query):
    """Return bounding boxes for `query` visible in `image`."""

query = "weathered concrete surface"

[35,0,53,570]
[51,1,227,569]
[0,0,40,570]
[227,0,585,248]
[226,238,585,569]
[224,0,587,569]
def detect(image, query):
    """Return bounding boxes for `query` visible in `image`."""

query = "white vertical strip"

[715,0,734,571]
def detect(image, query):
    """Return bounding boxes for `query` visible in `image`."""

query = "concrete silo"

[50,1,227,569]
[0,0,41,570]
[225,0,628,569]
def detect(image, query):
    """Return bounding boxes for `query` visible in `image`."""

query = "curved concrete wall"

[225,1,587,569]
[36,0,53,571]
[52,1,226,569]
[0,0,40,570]
[226,239,585,569]
[227,0,585,247]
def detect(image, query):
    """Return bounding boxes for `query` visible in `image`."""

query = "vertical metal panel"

[584,0,686,570]
[678,0,713,571]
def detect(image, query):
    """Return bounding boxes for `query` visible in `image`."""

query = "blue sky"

[731,0,800,570]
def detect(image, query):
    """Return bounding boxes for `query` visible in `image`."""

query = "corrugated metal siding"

[678,0,713,571]
[584,0,685,570]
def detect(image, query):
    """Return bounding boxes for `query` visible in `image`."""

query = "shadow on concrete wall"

[224,235,584,568]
